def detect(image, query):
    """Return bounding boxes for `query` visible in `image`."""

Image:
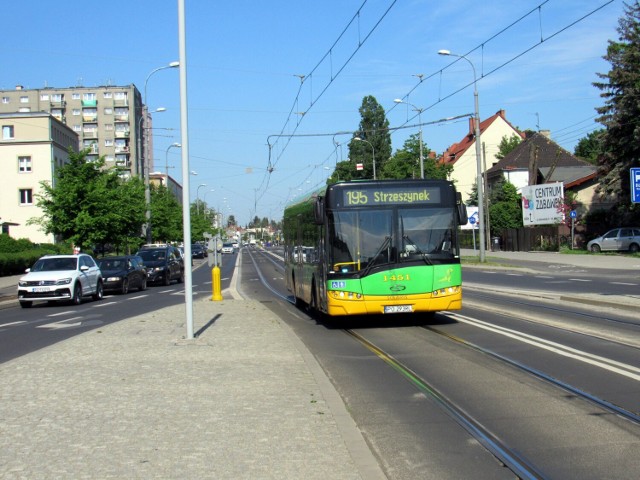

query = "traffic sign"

[570,210,577,219]
[631,168,640,203]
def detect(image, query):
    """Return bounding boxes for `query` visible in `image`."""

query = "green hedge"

[0,234,69,276]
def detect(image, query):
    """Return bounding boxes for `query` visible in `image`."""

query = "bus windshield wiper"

[402,234,432,265]
[359,235,391,277]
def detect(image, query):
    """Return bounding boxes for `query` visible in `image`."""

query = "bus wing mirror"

[313,196,325,225]
[457,192,468,225]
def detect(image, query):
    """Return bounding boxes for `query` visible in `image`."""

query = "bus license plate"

[384,305,413,314]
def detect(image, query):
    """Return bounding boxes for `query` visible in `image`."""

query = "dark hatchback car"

[97,255,148,294]
[191,244,206,259]
[136,246,184,285]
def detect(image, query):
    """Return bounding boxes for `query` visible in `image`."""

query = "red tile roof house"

[441,109,524,204]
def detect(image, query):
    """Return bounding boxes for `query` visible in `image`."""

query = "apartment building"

[0,112,78,243]
[0,84,145,178]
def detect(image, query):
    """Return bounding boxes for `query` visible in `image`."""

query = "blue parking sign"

[632,168,640,203]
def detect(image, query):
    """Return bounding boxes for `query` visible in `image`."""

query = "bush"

[0,235,68,276]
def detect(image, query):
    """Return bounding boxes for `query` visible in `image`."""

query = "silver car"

[587,227,640,253]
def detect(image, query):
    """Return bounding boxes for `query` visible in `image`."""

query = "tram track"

[429,314,640,424]
[345,328,547,480]
[248,246,640,478]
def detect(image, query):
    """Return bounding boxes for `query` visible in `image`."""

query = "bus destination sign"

[342,186,441,207]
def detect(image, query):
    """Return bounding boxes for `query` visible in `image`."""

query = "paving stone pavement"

[0,296,382,479]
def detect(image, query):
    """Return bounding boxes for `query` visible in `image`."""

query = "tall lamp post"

[354,137,376,180]
[438,49,485,262]
[143,61,179,244]
[394,98,425,179]
[196,183,207,215]
[165,142,181,178]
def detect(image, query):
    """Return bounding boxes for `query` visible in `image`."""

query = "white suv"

[17,254,104,308]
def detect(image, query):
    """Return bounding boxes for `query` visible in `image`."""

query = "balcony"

[114,114,129,122]
[114,130,130,138]
[114,145,130,154]
[81,99,97,107]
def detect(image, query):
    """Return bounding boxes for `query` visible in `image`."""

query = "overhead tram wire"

[385,1,615,141]
[255,0,399,210]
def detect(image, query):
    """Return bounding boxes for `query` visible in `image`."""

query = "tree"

[593,1,640,222]
[573,129,604,165]
[150,185,183,243]
[34,149,146,250]
[382,133,452,180]
[487,179,523,235]
[327,95,391,183]
[495,134,522,160]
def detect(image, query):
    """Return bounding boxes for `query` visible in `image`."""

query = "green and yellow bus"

[283,179,468,316]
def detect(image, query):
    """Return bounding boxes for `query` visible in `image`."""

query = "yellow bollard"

[211,266,223,301]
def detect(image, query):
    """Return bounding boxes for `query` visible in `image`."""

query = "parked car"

[136,246,184,285]
[17,254,103,308]
[221,242,234,254]
[587,227,640,253]
[191,244,206,259]
[97,255,147,294]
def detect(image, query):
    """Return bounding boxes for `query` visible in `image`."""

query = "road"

[0,253,237,363]
[1,246,639,478]
[241,246,640,479]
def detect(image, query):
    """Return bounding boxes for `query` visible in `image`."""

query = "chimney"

[540,129,551,138]
[469,117,475,136]
[15,85,24,90]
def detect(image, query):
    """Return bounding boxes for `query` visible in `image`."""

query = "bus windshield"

[399,207,456,260]
[328,207,457,273]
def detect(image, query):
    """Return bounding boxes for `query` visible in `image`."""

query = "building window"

[18,107,31,113]
[104,107,113,115]
[72,93,80,100]
[72,109,81,116]
[103,92,113,99]
[51,94,63,102]
[114,92,127,100]
[104,123,114,131]
[1,97,9,104]
[40,94,50,101]
[20,96,29,103]
[104,139,114,147]
[73,125,82,132]
[2,125,14,139]
[18,156,32,173]
[82,93,96,101]
[19,189,33,205]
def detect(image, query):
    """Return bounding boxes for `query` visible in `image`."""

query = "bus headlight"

[432,286,460,296]
[330,290,363,300]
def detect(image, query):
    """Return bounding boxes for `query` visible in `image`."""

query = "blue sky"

[4,0,624,226]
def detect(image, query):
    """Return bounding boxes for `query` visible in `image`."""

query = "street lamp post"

[438,49,485,262]
[165,142,181,178]
[196,184,207,215]
[354,137,376,180]
[394,98,425,179]
[143,61,179,244]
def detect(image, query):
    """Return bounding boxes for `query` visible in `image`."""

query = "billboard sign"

[521,183,564,226]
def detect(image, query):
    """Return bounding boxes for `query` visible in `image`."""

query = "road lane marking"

[447,312,640,381]
[1,321,27,327]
